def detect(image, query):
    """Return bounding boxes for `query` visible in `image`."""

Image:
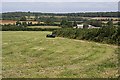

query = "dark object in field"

[46,34,56,38]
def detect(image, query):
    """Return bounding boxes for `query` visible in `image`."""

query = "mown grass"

[2,31,119,78]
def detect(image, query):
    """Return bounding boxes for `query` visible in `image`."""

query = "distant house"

[73,24,100,29]
[73,24,84,28]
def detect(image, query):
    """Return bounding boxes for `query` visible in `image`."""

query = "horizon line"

[1,11,119,14]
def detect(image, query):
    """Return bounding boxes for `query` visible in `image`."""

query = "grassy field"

[2,31,119,78]
[27,26,61,29]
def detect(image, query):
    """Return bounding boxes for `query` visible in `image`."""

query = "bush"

[53,26,120,45]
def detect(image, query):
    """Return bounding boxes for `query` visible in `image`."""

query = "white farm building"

[73,24,100,29]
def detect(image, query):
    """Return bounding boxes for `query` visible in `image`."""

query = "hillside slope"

[2,31,119,78]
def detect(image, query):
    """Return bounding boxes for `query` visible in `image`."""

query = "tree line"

[2,18,114,29]
[1,24,60,31]
[2,12,119,20]
[52,26,120,45]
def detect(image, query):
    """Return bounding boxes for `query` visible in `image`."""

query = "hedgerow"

[1,25,60,31]
[52,26,120,45]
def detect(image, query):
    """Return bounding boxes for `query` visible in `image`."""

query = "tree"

[118,22,120,26]
[73,20,77,26]
[34,15,39,21]
[89,20,102,27]
[67,22,73,28]
[60,20,73,28]
[37,21,40,24]
[20,16,27,21]
[16,20,21,26]
[44,18,54,25]
[28,11,31,20]
[28,22,32,26]
[107,20,113,27]
[83,23,89,29]
[22,22,27,27]
[60,20,68,28]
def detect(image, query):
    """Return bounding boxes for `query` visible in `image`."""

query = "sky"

[1,1,119,13]
[1,0,120,2]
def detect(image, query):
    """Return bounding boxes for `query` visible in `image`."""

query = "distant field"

[2,31,118,78]
[102,21,118,24]
[27,26,61,28]
[0,20,41,25]
[0,20,16,25]
[25,16,67,18]
[1,17,119,25]
[91,17,119,20]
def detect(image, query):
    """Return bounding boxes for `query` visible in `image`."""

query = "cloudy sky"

[1,0,120,2]
[1,0,119,13]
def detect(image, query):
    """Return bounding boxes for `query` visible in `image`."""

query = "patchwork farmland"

[1,10,120,78]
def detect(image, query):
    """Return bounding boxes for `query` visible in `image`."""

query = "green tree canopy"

[107,20,113,27]
[22,22,27,27]
[20,16,27,21]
